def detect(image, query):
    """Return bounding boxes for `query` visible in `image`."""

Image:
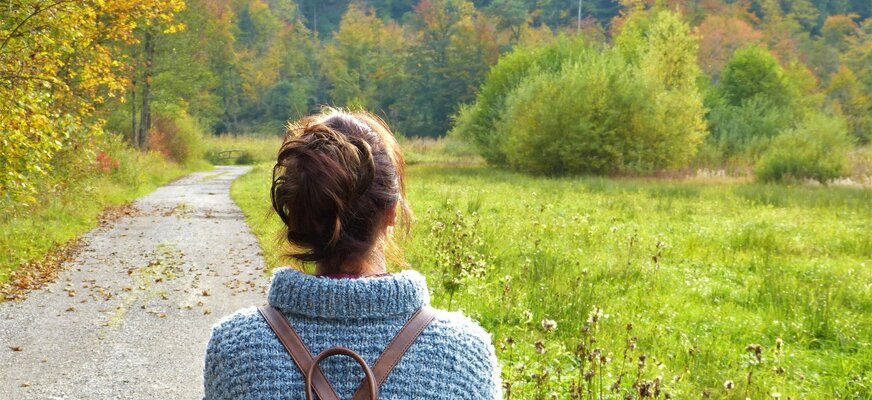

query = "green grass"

[232,153,871,398]
[204,135,284,165]
[0,151,207,284]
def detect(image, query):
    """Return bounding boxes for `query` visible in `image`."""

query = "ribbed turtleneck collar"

[267,268,430,319]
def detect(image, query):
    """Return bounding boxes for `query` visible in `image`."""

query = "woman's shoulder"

[428,308,492,341]
[206,307,270,348]
[419,307,496,359]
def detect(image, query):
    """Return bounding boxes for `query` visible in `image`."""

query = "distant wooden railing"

[216,149,243,161]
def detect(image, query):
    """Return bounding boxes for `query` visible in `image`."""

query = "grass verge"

[0,150,209,293]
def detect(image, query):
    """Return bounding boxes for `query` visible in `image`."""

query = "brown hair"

[270,109,411,274]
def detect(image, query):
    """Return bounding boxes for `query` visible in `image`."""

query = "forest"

[3,0,872,207]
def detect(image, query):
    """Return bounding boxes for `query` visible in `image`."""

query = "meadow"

[230,137,871,399]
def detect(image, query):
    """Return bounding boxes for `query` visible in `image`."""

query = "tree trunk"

[137,30,154,151]
[130,77,137,147]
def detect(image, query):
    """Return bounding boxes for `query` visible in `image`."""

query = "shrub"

[454,10,707,175]
[148,111,205,165]
[451,35,589,165]
[499,51,705,174]
[707,96,796,155]
[718,45,794,108]
[235,150,254,165]
[756,114,854,183]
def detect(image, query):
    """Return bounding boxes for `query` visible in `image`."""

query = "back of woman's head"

[270,109,410,274]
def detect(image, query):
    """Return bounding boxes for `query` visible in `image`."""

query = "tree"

[0,0,184,204]
[396,0,499,136]
[718,45,793,107]
[827,66,872,143]
[452,35,588,164]
[696,15,763,79]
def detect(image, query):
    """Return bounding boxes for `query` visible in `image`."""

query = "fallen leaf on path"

[9,346,22,352]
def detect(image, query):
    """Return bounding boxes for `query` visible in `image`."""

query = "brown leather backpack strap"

[258,306,341,400]
[351,306,436,400]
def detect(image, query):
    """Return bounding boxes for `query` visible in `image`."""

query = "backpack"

[258,306,435,400]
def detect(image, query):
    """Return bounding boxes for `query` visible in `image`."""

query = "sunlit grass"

[0,151,204,283]
[231,152,871,398]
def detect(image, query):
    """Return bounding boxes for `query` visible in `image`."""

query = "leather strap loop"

[258,306,340,400]
[259,305,435,400]
[351,306,435,400]
[306,347,378,400]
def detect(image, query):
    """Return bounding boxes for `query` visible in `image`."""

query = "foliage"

[706,96,794,155]
[465,10,707,175]
[718,45,795,108]
[429,208,489,308]
[148,110,206,166]
[756,114,854,183]
[0,0,184,206]
[706,45,814,156]
[827,66,872,143]
[451,35,588,165]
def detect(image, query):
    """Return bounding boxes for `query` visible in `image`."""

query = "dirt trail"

[0,166,270,399]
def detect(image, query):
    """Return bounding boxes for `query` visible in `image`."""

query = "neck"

[316,250,387,277]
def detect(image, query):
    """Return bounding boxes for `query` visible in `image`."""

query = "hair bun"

[271,110,410,274]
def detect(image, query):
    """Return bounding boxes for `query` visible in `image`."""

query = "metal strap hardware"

[258,306,435,400]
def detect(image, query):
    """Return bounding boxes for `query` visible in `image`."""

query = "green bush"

[499,50,705,174]
[148,110,205,166]
[451,35,590,165]
[235,150,255,165]
[707,96,796,155]
[454,10,707,175]
[718,45,795,108]
[756,114,854,183]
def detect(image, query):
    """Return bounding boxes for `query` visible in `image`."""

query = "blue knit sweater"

[203,268,502,399]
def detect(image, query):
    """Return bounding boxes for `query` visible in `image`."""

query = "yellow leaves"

[164,22,186,34]
[0,0,185,206]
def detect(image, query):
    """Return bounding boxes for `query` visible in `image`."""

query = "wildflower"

[583,370,595,381]
[773,366,784,375]
[724,380,734,390]
[540,319,557,332]
[534,339,546,354]
[637,380,654,398]
[775,338,783,352]
[745,344,763,362]
[587,306,603,324]
[575,342,586,358]
[771,391,781,398]
[521,310,533,322]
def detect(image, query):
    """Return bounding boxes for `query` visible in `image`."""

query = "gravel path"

[0,166,270,399]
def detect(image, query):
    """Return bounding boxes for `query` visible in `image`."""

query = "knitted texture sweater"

[203,268,502,399]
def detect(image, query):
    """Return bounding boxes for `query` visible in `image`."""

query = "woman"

[203,109,502,399]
